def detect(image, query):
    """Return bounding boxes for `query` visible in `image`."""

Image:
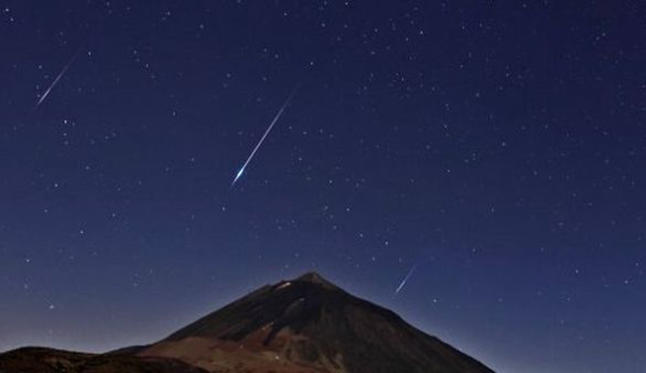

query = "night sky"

[1,1,645,372]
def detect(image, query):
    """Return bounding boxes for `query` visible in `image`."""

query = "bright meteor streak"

[395,264,418,294]
[36,47,82,108]
[231,88,298,186]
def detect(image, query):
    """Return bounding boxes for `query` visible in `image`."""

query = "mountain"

[0,272,494,373]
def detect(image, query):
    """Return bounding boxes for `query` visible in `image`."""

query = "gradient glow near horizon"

[1,2,645,373]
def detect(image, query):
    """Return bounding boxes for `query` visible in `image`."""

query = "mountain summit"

[139,272,494,373]
[0,272,494,373]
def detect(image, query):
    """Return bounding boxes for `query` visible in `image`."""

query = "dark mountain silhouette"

[0,272,494,373]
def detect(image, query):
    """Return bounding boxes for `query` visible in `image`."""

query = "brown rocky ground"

[0,347,206,373]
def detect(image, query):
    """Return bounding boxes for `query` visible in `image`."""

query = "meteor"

[395,264,418,294]
[36,47,82,108]
[231,88,298,187]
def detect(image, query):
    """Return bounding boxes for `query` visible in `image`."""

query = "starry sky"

[1,1,645,372]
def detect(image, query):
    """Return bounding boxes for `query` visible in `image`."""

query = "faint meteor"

[395,264,418,294]
[231,88,298,186]
[36,47,82,108]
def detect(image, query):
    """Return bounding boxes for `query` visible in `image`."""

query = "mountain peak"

[292,271,338,289]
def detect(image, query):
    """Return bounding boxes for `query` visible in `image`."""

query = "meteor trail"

[231,88,298,187]
[395,264,418,294]
[36,47,82,108]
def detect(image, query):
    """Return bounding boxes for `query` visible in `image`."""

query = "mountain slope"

[139,272,494,373]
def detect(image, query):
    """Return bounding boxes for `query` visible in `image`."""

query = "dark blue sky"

[1,1,645,372]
